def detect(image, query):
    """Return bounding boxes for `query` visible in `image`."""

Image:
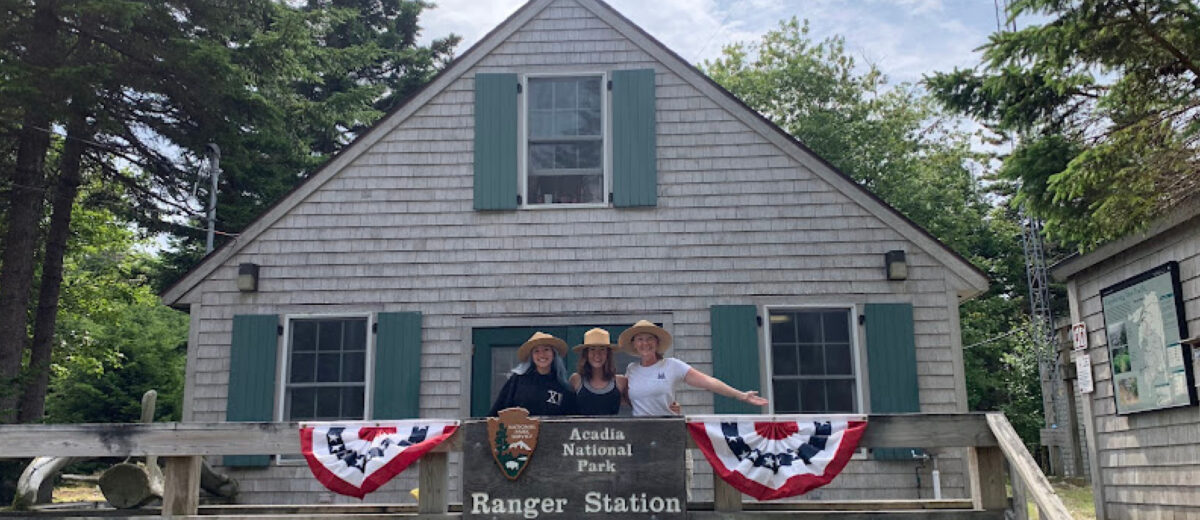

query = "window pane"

[292,321,316,351]
[773,379,799,414]
[577,141,601,168]
[553,79,577,109]
[342,352,365,382]
[342,387,364,419]
[826,343,853,375]
[580,79,600,109]
[801,380,826,412]
[530,144,555,170]
[529,81,553,109]
[317,353,341,382]
[824,311,850,342]
[318,321,342,351]
[554,143,578,169]
[290,353,316,383]
[289,387,316,420]
[772,344,797,375]
[316,388,341,419]
[529,171,603,204]
[344,320,366,350]
[490,346,520,403]
[798,344,824,376]
[828,379,855,412]
[555,111,581,136]
[579,109,600,136]
[770,314,795,343]
[529,111,553,138]
[796,312,821,343]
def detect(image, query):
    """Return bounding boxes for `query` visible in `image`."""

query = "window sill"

[521,202,610,210]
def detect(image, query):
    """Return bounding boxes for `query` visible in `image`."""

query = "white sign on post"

[1071,322,1088,351]
[1075,351,1094,394]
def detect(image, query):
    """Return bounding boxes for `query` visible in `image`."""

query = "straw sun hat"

[572,328,618,353]
[618,320,673,354]
[516,331,567,362]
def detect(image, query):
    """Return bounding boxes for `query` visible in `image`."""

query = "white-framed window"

[277,314,373,423]
[765,307,862,414]
[521,73,608,206]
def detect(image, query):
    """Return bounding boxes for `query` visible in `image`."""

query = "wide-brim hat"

[618,320,672,354]
[517,332,567,361]
[572,328,618,353]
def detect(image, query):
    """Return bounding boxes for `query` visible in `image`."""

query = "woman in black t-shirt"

[488,332,575,417]
[568,328,625,415]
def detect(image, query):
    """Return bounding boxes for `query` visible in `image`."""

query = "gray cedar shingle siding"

[1063,217,1200,518]
[174,0,981,505]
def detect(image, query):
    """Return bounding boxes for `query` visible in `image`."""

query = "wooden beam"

[985,414,1072,520]
[1066,279,1105,519]
[1009,462,1029,520]
[712,475,742,512]
[417,452,447,514]
[857,414,996,448]
[0,415,995,459]
[161,455,202,517]
[689,512,1003,519]
[972,447,1006,512]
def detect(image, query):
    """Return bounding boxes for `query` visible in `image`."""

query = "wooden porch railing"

[0,413,1070,519]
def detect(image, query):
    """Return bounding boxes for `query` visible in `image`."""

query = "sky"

[417,0,1017,85]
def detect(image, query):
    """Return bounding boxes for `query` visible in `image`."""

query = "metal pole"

[205,144,221,254]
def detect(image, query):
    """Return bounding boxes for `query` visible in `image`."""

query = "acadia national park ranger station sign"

[465,411,686,519]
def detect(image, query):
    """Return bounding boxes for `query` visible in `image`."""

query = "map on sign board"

[1099,262,1198,414]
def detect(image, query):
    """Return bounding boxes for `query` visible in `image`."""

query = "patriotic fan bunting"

[299,420,458,499]
[687,416,867,501]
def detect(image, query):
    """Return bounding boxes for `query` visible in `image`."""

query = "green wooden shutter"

[474,73,519,210]
[226,314,279,467]
[864,303,921,460]
[374,312,422,419]
[711,305,761,414]
[611,68,657,207]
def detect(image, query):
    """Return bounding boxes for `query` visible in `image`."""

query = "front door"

[471,324,640,417]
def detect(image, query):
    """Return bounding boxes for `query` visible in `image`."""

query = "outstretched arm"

[683,368,768,407]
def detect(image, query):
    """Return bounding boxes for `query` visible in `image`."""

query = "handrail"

[986,413,1072,520]
[0,413,1067,519]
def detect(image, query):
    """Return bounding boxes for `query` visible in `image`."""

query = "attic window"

[523,75,606,206]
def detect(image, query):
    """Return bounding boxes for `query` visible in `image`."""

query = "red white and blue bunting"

[687,415,867,501]
[299,420,458,499]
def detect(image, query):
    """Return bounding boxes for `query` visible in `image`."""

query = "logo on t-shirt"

[657,373,666,380]
[546,390,562,405]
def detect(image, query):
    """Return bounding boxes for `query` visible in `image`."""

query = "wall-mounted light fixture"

[237,263,259,292]
[885,250,907,281]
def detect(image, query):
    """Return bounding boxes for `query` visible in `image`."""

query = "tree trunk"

[0,0,61,425]
[18,107,90,423]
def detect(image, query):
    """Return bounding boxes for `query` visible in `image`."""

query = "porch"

[0,413,1069,519]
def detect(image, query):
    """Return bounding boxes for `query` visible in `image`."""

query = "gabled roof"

[162,0,989,306]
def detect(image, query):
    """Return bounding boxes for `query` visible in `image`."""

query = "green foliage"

[42,194,188,423]
[927,0,1200,250]
[704,18,1045,447]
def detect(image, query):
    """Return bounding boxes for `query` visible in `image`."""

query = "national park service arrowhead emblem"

[488,407,539,480]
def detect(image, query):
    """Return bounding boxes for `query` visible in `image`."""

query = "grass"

[1027,477,1095,520]
[52,478,105,504]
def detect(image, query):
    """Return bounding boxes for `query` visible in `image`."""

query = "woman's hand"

[669,401,682,415]
[738,390,768,407]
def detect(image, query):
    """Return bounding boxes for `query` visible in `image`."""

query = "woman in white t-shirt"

[620,319,768,416]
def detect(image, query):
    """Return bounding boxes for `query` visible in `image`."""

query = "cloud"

[416,0,1002,83]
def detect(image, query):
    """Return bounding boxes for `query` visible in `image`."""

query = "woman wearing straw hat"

[568,328,626,416]
[487,332,576,417]
[621,320,768,416]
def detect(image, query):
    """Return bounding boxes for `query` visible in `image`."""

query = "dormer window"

[524,75,606,206]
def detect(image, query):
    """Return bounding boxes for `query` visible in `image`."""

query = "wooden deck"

[0,413,1068,519]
